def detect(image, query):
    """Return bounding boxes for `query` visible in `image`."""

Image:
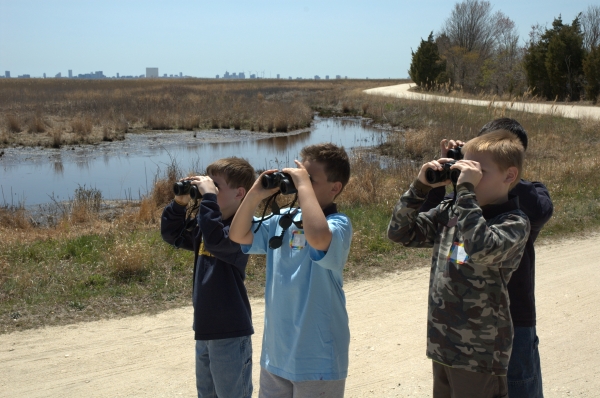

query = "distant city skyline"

[1,67,353,80]
[2,67,356,80]
[0,0,596,79]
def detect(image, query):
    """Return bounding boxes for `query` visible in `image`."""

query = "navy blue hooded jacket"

[420,180,553,327]
[161,193,254,340]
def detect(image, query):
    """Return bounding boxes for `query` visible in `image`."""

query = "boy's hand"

[417,158,454,187]
[191,176,218,196]
[174,176,213,206]
[247,169,281,200]
[452,160,482,187]
[282,160,311,190]
[440,139,465,158]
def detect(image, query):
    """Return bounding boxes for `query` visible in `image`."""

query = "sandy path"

[364,83,600,120]
[2,234,599,397]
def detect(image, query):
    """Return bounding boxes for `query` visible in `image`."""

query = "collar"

[322,203,338,217]
[481,193,520,220]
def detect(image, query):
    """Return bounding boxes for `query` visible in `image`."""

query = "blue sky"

[0,0,595,79]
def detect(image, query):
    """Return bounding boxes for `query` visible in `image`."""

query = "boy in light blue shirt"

[230,143,352,398]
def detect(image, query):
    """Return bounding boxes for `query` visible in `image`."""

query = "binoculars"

[447,145,463,160]
[261,171,297,195]
[173,180,202,200]
[426,161,461,184]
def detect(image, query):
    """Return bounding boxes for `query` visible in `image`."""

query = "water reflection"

[53,159,64,175]
[1,117,391,206]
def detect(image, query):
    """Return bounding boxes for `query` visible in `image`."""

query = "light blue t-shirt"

[242,208,352,381]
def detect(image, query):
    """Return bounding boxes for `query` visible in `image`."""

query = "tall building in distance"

[68,70,72,78]
[220,71,245,79]
[76,71,105,79]
[146,67,159,78]
[5,71,10,78]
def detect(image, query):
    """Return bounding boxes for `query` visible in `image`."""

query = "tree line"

[409,0,600,103]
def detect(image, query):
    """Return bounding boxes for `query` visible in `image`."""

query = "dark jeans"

[507,326,543,398]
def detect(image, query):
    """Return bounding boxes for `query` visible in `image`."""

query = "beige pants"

[258,367,346,398]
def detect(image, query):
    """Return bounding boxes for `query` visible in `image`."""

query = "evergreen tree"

[524,24,553,99]
[409,32,447,89]
[524,16,585,101]
[583,45,600,103]
[545,16,585,100]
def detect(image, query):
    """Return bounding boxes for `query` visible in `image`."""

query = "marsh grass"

[28,113,46,133]
[0,79,400,148]
[51,129,62,148]
[2,79,600,334]
[71,117,93,137]
[6,114,22,133]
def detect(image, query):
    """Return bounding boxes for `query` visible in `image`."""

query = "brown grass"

[28,114,46,133]
[106,239,151,282]
[0,206,31,230]
[51,129,62,148]
[6,114,22,133]
[71,117,93,136]
[0,79,404,148]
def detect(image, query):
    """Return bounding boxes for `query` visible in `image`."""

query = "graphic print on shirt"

[447,241,468,265]
[199,239,214,257]
[289,229,306,250]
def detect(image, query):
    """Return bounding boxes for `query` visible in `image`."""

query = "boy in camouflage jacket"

[387,130,530,398]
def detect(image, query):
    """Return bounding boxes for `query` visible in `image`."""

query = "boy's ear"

[331,181,342,197]
[236,187,246,200]
[505,166,518,185]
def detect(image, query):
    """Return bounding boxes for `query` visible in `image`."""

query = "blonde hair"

[462,129,524,189]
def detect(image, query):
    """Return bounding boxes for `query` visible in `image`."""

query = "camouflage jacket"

[387,180,530,375]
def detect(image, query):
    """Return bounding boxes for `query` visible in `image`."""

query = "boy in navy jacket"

[161,157,256,398]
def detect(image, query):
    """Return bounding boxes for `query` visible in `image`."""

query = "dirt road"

[2,233,599,397]
[364,83,600,120]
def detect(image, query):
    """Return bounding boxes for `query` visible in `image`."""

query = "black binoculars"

[447,145,463,160]
[426,161,461,184]
[173,180,202,200]
[261,171,297,195]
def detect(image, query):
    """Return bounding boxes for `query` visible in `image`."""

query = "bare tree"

[442,0,498,55]
[581,5,600,50]
[439,0,519,92]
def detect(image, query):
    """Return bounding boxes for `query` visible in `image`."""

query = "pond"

[0,117,392,207]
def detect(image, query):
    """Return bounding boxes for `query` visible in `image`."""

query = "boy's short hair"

[463,129,524,190]
[478,118,528,151]
[206,157,255,192]
[300,143,351,193]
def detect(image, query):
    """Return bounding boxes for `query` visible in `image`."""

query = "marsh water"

[0,117,392,207]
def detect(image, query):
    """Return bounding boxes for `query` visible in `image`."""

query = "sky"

[0,0,596,79]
